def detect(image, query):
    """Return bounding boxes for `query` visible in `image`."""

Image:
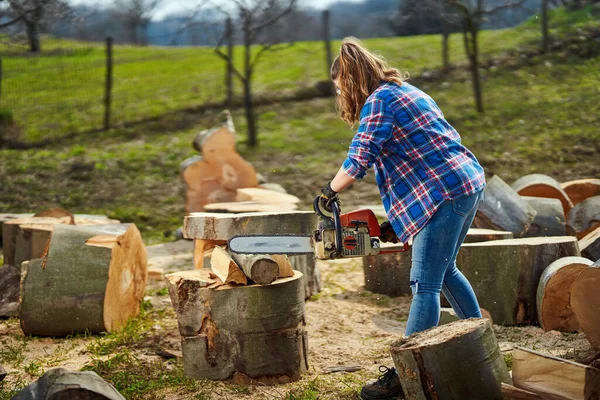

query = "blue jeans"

[405,190,484,336]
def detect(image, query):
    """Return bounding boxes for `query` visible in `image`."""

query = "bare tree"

[1,0,71,52]
[214,0,297,147]
[112,0,161,45]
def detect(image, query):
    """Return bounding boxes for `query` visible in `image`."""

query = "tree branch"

[214,47,246,83]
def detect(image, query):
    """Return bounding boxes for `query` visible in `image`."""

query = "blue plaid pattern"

[342,82,486,243]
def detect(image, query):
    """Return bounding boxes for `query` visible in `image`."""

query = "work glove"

[379,221,399,243]
[319,182,340,213]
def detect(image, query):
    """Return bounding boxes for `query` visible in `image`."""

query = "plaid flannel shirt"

[342,81,486,243]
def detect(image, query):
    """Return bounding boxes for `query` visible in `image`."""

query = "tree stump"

[580,227,600,261]
[521,197,566,237]
[561,178,600,206]
[511,174,574,215]
[473,175,536,238]
[0,264,20,318]
[567,195,600,239]
[19,223,147,336]
[456,236,580,325]
[289,254,320,300]
[166,269,307,382]
[571,260,600,349]
[390,318,510,400]
[536,256,593,332]
[12,367,125,400]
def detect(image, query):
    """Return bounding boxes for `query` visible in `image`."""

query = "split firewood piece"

[567,195,600,239]
[561,178,600,206]
[0,264,20,318]
[512,174,574,215]
[19,223,147,336]
[473,175,536,238]
[203,201,298,213]
[210,246,247,285]
[390,319,510,399]
[181,157,238,214]
[33,207,75,223]
[580,226,600,261]
[570,260,600,349]
[463,228,513,243]
[521,197,566,237]
[512,347,600,400]
[230,253,279,285]
[235,188,300,204]
[536,256,592,332]
[456,236,580,325]
[501,383,544,400]
[193,239,227,269]
[184,211,317,240]
[147,268,165,282]
[12,367,125,400]
[271,254,295,278]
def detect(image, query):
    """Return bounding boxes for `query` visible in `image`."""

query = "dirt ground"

[0,240,596,399]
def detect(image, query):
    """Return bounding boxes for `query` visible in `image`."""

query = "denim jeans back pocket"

[451,192,482,217]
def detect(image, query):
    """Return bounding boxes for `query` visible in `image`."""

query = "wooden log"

[521,197,567,237]
[580,227,600,261]
[536,257,592,332]
[390,319,510,400]
[230,252,279,285]
[203,201,298,213]
[12,367,126,400]
[0,264,20,318]
[567,195,600,239]
[235,188,300,204]
[19,223,147,336]
[456,236,580,325]
[512,174,574,215]
[193,239,227,269]
[512,347,600,400]
[561,178,600,206]
[289,253,321,300]
[501,383,544,400]
[463,228,513,243]
[473,175,537,238]
[570,260,600,349]
[210,246,247,285]
[184,211,317,240]
[166,269,307,382]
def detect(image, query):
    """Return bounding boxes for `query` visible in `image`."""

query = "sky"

[69,0,364,20]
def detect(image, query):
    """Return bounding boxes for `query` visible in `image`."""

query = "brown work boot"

[360,365,404,400]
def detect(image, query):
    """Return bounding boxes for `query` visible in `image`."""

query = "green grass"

[2,5,598,143]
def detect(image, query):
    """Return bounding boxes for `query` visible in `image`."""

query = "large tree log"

[230,252,279,285]
[570,260,600,349]
[456,236,580,325]
[473,175,536,238]
[512,174,574,215]
[184,211,317,240]
[536,256,592,332]
[512,347,600,400]
[210,245,247,285]
[166,269,307,382]
[390,319,510,400]
[521,197,566,237]
[0,264,20,318]
[19,224,147,336]
[567,195,600,239]
[501,383,544,400]
[12,367,126,400]
[580,227,600,261]
[561,178,600,206]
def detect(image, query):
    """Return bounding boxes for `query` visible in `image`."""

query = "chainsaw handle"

[313,196,343,258]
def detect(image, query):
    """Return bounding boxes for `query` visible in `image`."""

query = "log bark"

[567,195,600,239]
[512,174,574,215]
[19,223,147,336]
[166,269,307,382]
[473,175,536,238]
[210,245,247,285]
[193,239,227,269]
[521,197,566,237]
[184,211,317,240]
[580,227,600,261]
[230,253,279,285]
[12,367,126,400]
[0,264,20,318]
[456,236,580,325]
[512,347,600,400]
[203,201,298,213]
[561,178,600,206]
[390,318,510,400]
[570,260,600,349]
[536,256,592,332]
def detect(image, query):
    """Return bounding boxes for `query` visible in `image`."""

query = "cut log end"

[571,262,600,349]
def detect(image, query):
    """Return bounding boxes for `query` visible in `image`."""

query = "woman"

[319,37,486,400]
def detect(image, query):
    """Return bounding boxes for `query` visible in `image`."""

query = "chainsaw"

[228,196,409,260]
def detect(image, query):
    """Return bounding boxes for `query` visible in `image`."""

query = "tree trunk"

[560,178,600,206]
[243,22,257,147]
[469,28,483,113]
[442,31,450,71]
[226,18,234,107]
[571,260,600,349]
[25,21,41,53]
[19,223,147,336]
[541,0,549,53]
[521,197,566,237]
[390,319,510,400]
[512,174,573,215]
[536,256,592,332]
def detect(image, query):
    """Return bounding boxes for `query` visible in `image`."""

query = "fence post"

[226,18,234,107]
[104,36,113,131]
[541,0,549,53]
[0,57,3,101]
[322,10,333,77]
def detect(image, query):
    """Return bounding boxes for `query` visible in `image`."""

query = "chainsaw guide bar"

[228,235,314,255]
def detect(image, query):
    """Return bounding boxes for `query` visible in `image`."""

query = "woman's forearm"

[330,167,356,193]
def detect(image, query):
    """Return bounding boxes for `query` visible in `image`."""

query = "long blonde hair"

[331,37,405,125]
